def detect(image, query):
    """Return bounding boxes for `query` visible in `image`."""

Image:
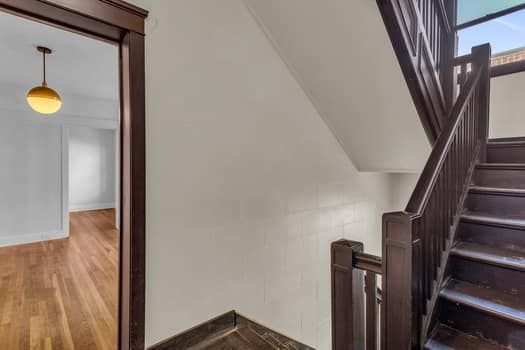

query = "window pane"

[458,0,525,25]
[458,9,525,59]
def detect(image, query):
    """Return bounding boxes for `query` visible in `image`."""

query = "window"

[458,0,525,26]
[457,8,525,68]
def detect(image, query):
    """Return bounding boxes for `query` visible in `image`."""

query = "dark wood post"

[443,0,458,111]
[331,240,365,350]
[471,44,491,162]
[365,271,378,350]
[382,212,421,350]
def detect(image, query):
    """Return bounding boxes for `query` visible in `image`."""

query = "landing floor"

[0,209,119,350]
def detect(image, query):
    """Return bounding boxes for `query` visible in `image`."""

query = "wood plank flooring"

[0,209,119,350]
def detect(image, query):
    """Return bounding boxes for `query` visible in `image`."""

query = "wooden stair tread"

[439,279,525,326]
[461,213,525,229]
[426,323,510,349]
[477,163,525,170]
[488,140,525,146]
[451,241,525,271]
[469,185,525,196]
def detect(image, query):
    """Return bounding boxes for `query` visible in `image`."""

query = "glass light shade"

[26,85,62,115]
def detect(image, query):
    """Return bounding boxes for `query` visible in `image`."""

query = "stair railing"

[376,0,456,143]
[331,240,382,350]
[381,43,491,349]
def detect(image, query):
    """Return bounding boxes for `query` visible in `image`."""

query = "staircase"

[426,139,525,349]
[330,1,525,349]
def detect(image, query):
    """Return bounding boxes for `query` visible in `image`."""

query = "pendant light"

[27,46,62,115]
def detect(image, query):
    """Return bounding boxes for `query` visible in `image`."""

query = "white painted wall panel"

[0,118,64,246]
[244,0,430,172]
[68,126,117,211]
[490,71,525,139]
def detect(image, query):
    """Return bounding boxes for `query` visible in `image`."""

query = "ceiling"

[0,11,119,101]
[244,0,430,172]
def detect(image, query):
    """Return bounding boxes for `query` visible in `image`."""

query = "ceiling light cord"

[42,50,47,86]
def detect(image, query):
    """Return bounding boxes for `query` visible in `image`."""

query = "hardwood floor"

[0,209,119,350]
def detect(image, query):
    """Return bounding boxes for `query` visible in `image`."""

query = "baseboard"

[148,310,314,350]
[0,231,69,248]
[69,202,116,212]
[235,313,314,349]
[148,311,236,350]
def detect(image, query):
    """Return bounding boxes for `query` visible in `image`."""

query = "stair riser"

[448,256,525,293]
[466,192,525,217]
[438,299,525,348]
[474,168,525,189]
[488,144,525,163]
[457,222,525,252]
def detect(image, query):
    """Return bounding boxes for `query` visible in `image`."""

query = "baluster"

[463,100,472,160]
[331,240,364,350]
[436,175,442,269]
[455,134,460,203]
[444,168,448,245]
[420,217,429,305]
[426,199,434,295]
[425,203,433,301]
[431,193,437,283]
[365,271,378,350]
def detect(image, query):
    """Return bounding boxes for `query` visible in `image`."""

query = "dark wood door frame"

[0,1,148,349]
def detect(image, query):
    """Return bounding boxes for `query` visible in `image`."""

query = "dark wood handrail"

[435,0,452,33]
[406,64,482,214]
[331,240,382,350]
[382,43,492,349]
[454,53,473,65]
[354,252,382,274]
[377,0,457,144]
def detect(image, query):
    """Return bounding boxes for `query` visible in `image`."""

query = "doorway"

[0,1,147,349]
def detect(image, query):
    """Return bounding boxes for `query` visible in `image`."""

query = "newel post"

[331,240,365,350]
[471,44,491,162]
[382,212,421,350]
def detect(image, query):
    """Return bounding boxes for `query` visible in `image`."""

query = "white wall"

[0,84,119,130]
[69,126,117,212]
[0,117,67,246]
[128,0,397,348]
[0,80,118,246]
[490,71,525,138]
[389,173,420,211]
[243,0,430,172]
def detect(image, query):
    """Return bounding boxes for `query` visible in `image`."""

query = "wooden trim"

[38,0,146,33]
[354,252,383,274]
[376,0,457,144]
[365,271,379,350]
[0,0,123,41]
[120,30,146,350]
[455,3,525,31]
[148,311,236,350]
[235,314,314,350]
[491,60,525,78]
[381,212,420,349]
[331,240,365,350]
[0,1,147,349]
[148,311,314,350]
[489,136,525,143]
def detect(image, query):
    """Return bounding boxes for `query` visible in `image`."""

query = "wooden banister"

[377,0,457,143]
[331,240,382,350]
[381,43,491,349]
